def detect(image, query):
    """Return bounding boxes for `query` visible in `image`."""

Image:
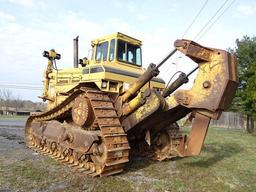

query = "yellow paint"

[165,50,227,111]
[43,32,165,109]
[135,91,160,121]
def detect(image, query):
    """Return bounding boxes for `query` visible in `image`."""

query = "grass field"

[0,115,28,120]
[0,127,255,192]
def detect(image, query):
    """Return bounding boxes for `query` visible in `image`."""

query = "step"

[86,90,103,94]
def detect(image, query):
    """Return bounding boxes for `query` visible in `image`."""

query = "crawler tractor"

[25,32,238,177]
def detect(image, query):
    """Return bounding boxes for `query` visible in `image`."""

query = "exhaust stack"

[73,36,79,68]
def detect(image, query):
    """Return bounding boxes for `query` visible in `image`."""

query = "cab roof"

[91,32,142,46]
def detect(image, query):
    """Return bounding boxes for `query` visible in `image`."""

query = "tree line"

[230,36,256,134]
[0,89,46,113]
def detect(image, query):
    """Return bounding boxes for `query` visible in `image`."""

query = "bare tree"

[2,89,13,114]
[0,89,3,106]
[13,94,24,113]
[0,90,3,115]
[0,89,46,115]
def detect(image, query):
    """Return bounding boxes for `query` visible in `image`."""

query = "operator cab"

[91,32,142,67]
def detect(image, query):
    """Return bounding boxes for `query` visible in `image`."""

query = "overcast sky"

[0,0,255,101]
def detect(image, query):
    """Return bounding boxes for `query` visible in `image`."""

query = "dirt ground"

[0,118,256,192]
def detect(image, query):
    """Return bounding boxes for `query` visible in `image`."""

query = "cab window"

[96,41,108,61]
[117,40,126,61]
[117,40,141,66]
[109,39,115,61]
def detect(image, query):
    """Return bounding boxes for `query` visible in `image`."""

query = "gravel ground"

[0,120,25,128]
[0,119,32,166]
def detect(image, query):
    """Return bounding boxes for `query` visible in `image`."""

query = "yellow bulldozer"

[25,32,238,177]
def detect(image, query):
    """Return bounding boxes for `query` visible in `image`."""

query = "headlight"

[101,81,108,88]
[123,82,130,91]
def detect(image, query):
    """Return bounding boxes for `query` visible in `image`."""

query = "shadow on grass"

[122,156,156,173]
[121,142,243,174]
[184,142,243,168]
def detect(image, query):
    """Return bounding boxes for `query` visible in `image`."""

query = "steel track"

[25,88,130,177]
